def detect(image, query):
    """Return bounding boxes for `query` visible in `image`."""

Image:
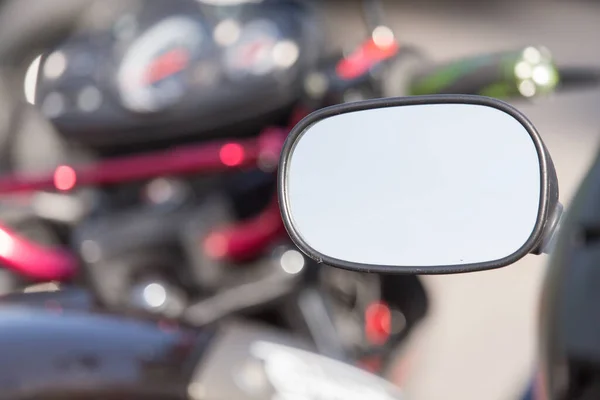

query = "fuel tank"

[0,304,212,400]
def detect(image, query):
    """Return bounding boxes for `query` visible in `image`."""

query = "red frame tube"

[0,127,288,282]
[0,224,77,281]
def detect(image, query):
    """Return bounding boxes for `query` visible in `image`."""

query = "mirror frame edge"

[278,94,556,275]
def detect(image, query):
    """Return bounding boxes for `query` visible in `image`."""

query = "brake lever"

[182,270,300,326]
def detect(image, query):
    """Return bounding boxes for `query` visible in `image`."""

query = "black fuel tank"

[0,305,213,400]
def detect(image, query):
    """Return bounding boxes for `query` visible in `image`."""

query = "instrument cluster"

[30,0,320,148]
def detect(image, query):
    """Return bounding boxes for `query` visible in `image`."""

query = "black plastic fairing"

[554,148,600,367]
[533,146,600,399]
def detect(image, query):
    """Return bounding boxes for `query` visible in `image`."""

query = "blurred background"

[4,0,600,399]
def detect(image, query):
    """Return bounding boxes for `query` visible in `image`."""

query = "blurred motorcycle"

[0,0,432,378]
[1,0,599,384]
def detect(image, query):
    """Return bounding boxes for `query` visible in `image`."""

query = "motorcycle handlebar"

[555,66,600,91]
[407,46,560,100]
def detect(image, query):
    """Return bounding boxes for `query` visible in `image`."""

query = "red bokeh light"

[365,301,391,345]
[219,143,245,167]
[53,165,77,191]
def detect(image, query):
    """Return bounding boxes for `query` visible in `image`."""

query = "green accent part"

[408,48,560,97]
[539,65,561,91]
[408,55,495,96]
[478,83,516,99]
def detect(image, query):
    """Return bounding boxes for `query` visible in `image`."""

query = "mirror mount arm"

[533,202,564,255]
[532,146,562,255]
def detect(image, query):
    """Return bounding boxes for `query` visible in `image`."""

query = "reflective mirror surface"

[283,103,542,269]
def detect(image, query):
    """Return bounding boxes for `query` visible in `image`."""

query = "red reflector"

[53,165,77,191]
[336,38,399,80]
[365,301,391,345]
[219,143,245,167]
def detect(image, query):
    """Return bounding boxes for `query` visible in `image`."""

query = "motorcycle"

[0,0,598,390]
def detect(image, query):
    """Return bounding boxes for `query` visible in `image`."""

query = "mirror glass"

[284,103,541,268]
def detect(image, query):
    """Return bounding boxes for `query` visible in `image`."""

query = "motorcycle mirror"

[278,95,561,275]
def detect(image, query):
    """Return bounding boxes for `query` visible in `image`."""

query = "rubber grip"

[556,66,600,91]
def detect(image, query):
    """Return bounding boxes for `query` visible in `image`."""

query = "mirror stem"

[538,202,564,255]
